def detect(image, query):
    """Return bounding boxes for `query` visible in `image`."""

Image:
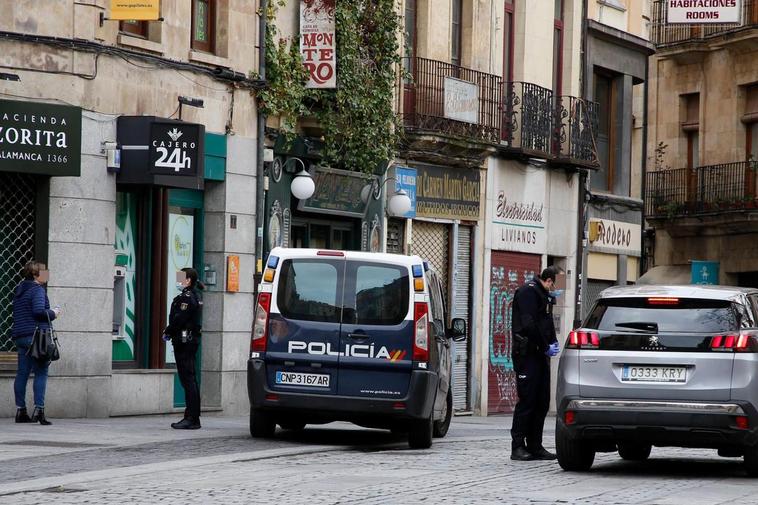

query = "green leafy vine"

[259,0,403,175]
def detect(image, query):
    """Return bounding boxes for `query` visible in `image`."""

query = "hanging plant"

[259,0,404,175]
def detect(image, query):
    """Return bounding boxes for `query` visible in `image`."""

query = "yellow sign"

[110,0,160,20]
[227,255,240,293]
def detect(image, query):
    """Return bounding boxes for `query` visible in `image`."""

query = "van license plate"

[622,365,686,383]
[275,371,330,387]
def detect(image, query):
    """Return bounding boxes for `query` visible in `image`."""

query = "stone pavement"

[1,414,758,504]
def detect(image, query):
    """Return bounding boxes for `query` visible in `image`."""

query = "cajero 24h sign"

[667,0,742,23]
[149,122,201,176]
[0,99,82,176]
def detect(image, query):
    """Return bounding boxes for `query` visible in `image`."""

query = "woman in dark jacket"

[163,267,203,429]
[12,261,60,425]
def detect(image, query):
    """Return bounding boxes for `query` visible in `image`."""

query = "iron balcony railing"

[402,57,502,143]
[401,57,599,166]
[651,0,758,46]
[645,161,758,218]
[554,95,599,167]
[501,81,554,157]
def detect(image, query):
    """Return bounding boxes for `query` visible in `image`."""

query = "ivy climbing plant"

[259,0,404,175]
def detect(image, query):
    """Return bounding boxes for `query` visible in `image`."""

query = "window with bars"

[191,0,216,53]
[0,173,37,352]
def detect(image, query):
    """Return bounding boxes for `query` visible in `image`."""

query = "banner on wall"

[490,165,547,254]
[300,0,336,88]
[667,0,741,24]
[110,0,160,20]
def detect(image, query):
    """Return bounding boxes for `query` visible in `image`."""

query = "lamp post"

[285,157,316,200]
[360,176,412,217]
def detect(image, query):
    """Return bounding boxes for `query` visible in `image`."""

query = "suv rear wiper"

[615,321,659,333]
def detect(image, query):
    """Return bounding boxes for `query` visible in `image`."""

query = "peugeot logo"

[649,335,660,346]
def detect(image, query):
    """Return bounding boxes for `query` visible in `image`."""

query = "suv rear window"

[586,297,738,333]
[277,259,341,323]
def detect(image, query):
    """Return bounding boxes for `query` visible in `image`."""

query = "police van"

[247,247,467,449]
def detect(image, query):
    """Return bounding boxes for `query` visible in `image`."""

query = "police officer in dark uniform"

[510,266,561,461]
[163,267,204,430]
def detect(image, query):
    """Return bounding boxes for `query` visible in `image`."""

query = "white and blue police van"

[247,247,467,448]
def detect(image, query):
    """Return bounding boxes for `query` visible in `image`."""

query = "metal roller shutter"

[451,225,471,411]
[411,221,449,296]
[488,251,541,414]
[0,173,37,352]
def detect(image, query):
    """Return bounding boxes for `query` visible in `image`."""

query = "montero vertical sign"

[300,0,336,88]
[667,0,742,23]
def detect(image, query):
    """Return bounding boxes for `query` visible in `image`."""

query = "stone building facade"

[0,0,261,417]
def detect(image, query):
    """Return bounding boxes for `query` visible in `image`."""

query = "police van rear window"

[277,259,341,323]
[346,264,409,326]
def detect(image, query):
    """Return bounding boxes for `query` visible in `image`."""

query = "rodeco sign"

[589,218,641,255]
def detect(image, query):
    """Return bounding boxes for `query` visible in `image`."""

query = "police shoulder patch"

[180,303,188,311]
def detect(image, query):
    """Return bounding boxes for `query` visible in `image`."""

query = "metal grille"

[0,173,36,352]
[451,226,471,411]
[411,221,449,296]
[583,280,614,320]
[386,218,405,254]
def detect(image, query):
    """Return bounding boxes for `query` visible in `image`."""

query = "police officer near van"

[163,267,204,430]
[510,266,561,461]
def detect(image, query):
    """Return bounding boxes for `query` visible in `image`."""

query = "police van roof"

[268,247,424,267]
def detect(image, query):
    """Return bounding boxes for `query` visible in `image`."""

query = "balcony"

[399,57,599,168]
[645,161,758,227]
[651,0,758,47]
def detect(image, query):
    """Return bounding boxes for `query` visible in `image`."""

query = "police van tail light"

[251,292,271,353]
[413,302,429,361]
[566,329,600,349]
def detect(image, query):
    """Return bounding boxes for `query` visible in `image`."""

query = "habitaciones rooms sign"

[0,99,81,176]
[667,0,741,23]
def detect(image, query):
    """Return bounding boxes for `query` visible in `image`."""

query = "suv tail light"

[710,331,758,352]
[413,302,429,361]
[566,329,600,349]
[251,292,271,353]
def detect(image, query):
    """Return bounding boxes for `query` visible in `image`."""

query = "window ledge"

[188,50,230,68]
[598,0,626,12]
[117,34,164,55]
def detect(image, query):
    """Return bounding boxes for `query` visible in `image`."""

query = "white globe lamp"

[388,188,412,217]
[290,169,315,200]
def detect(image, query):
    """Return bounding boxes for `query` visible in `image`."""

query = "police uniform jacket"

[165,287,202,344]
[511,276,557,356]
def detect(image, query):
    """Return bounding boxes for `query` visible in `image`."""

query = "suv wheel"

[744,444,758,477]
[433,389,453,438]
[250,408,276,438]
[556,421,595,471]
[408,415,433,449]
[617,442,651,461]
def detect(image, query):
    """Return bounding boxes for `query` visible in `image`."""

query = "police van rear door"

[337,255,414,398]
[266,251,345,395]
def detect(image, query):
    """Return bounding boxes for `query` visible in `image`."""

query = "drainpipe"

[574,0,590,329]
[254,0,268,297]
[640,54,650,275]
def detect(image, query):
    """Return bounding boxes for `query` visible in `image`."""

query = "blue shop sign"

[394,166,417,219]
[691,260,719,285]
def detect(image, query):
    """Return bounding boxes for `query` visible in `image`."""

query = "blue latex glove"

[546,341,560,357]
[162,333,171,342]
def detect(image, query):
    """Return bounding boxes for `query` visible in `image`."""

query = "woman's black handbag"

[27,316,60,362]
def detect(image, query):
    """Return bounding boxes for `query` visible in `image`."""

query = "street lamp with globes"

[360,176,412,217]
[280,157,315,200]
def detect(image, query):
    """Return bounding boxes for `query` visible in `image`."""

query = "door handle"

[347,333,370,341]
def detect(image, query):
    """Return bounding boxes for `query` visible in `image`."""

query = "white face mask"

[176,282,185,290]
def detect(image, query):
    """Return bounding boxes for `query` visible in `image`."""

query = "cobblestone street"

[1,415,758,505]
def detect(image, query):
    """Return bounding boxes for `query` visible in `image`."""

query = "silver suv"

[556,285,758,475]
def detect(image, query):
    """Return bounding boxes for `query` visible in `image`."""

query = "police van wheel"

[250,408,276,438]
[556,422,595,471]
[433,389,453,438]
[408,415,433,449]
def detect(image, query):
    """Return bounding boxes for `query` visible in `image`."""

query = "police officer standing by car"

[163,267,204,430]
[510,266,561,461]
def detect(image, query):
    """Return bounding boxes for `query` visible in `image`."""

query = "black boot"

[171,417,201,430]
[31,407,52,426]
[15,408,31,423]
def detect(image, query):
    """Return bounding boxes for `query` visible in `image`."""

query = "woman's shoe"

[31,407,52,426]
[15,408,31,423]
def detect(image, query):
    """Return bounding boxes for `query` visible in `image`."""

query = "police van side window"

[277,260,341,323]
[348,264,409,325]
[427,272,445,328]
